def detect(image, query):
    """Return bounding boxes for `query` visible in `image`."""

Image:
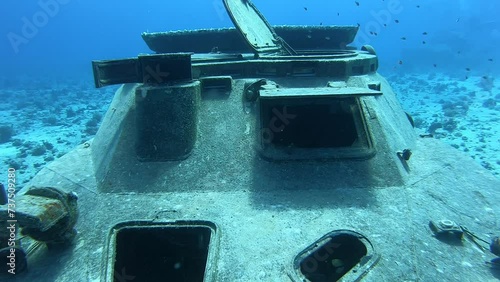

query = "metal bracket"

[92,53,193,88]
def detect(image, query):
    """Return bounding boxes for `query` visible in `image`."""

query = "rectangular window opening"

[259,95,374,160]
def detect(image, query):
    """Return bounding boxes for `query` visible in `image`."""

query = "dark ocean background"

[1,0,499,80]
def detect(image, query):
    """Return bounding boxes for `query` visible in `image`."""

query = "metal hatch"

[256,86,380,161]
[223,0,283,55]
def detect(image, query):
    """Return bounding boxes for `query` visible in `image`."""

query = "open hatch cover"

[223,0,283,55]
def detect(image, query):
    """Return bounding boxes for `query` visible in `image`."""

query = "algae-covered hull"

[13,72,500,281]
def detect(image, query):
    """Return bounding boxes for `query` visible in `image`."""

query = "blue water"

[1,0,499,79]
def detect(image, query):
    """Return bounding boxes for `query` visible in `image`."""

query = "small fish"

[395,19,400,23]
[401,37,407,40]
[304,7,308,11]
[488,58,493,61]
[465,67,471,71]
[383,23,387,27]
[337,12,340,16]
[422,32,428,35]
[422,41,426,44]
[433,64,437,68]
[399,60,403,65]
[416,5,420,8]
[355,1,360,6]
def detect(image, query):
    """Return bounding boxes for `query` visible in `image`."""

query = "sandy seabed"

[390,72,499,177]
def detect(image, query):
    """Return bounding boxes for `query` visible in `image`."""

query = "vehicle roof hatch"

[223,0,295,56]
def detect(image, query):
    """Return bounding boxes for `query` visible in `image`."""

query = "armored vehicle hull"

[11,56,500,281]
[2,1,499,281]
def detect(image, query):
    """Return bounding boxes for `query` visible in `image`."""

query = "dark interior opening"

[264,98,358,148]
[113,226,211,282]
[299,233,368,282]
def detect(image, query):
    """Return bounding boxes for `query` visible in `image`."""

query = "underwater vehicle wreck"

[1,0,499,281]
